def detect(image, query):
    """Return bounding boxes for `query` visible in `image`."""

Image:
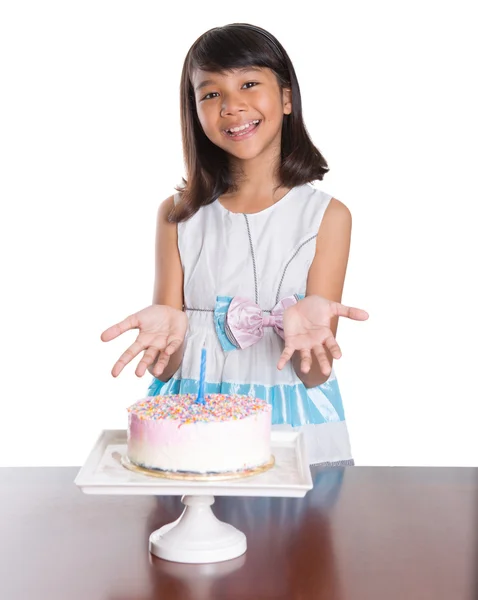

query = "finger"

[137,336,169,377]
[111,339,145,377]
[300,348,312,374]
[323,335,342,359]
[135,347,160,377]
[163,337,183,356]
[101,313,140,342]
[330,303,369,321]
[277,346,294,371]
[152,352,171,378]
[312,344,332,377]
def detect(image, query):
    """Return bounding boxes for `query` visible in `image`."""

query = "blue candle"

[196,347,206,404]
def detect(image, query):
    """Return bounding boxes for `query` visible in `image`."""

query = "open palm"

[277,295,369,375]
[101,305,188,378]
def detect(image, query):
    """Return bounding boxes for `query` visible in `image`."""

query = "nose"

[220,92,247,117]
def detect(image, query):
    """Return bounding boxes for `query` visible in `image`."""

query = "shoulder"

[157,195,187,233]
[298,185,350,223]
[157,195,176,223]
[301,185,352,237]
[320,197,352,235]
[307,197,352,297]
[325,196,352,221]
[312,197,352,260]
[155,196,179,246]
[158,192,211,226]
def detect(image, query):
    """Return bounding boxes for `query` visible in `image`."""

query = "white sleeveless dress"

[148,183,354,466]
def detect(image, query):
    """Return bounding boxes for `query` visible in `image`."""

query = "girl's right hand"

[100,305,188,378]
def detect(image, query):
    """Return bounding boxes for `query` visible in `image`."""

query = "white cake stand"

[148,494,246,563]
[75,430,312,564]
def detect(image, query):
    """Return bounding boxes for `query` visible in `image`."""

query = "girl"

[101,23,369,466]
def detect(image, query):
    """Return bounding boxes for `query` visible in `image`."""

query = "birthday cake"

[126,394,272,474]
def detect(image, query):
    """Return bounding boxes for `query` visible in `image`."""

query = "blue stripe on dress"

[146,376,345,428]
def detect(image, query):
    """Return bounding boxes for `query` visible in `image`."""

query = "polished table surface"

[0,466,476,599]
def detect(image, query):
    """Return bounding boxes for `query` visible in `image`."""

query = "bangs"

[188,25,289,85]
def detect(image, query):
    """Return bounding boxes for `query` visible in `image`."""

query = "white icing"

[127,395,272,473]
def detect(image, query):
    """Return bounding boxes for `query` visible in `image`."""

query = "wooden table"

[0,466,476,599]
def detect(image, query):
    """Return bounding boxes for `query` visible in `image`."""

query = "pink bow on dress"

[225,295,299,349]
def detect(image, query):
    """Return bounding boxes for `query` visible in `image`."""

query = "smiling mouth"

[223,119,261,138]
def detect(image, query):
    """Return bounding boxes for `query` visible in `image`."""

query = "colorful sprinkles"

[128,393,270,424]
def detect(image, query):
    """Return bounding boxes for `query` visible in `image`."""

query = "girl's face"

[192,66,292,162]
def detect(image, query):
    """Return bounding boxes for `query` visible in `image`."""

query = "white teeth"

[226,120,260,134]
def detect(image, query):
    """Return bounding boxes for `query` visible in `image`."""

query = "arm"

[292,198,352,388]
[147,195,185,381]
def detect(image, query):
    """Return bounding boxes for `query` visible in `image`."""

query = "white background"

[1,1,477,467]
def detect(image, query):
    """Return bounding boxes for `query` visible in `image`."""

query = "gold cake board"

[121,454,275,482]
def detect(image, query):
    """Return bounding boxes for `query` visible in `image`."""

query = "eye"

[201,91,219,101]
[242,81,259,89]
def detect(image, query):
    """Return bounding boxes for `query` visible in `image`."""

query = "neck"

[226,140,288,209]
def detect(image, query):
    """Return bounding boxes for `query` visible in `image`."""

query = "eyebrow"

[194,67,264,92]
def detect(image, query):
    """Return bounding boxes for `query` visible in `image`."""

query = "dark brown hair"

[171,23,329,222]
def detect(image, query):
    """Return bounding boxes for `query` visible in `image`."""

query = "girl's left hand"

[277,295,369,375]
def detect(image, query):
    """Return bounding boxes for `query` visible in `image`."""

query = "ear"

[282,87,292,115]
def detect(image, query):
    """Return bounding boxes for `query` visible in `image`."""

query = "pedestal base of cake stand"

[149,495,246,563]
